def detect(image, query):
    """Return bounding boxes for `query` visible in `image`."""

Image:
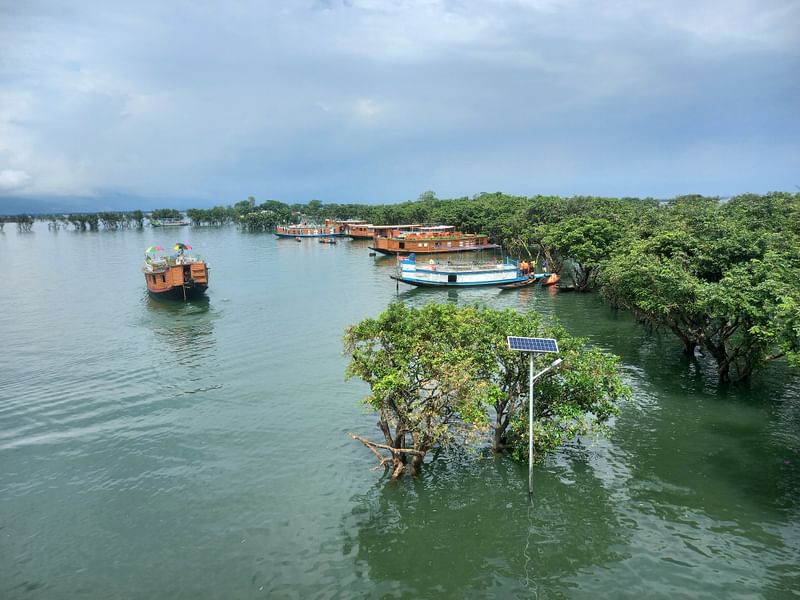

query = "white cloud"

[0,169,32,192]
[0,0,797,202]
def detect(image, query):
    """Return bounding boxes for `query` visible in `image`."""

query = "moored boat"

[348,223,422,240]
[325,219,368,236]
[276,224,337,237]
[540,273,560,286]
[391,254,528,287]
[143,243,209,301]
[370,225,499,255]
[346,223,375,239]
[498,272,560,290]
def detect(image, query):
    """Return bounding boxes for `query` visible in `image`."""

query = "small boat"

[318,237,337,245]
[498,276,537,290]
[498,272,560,290]
[143,243,209,301]
[540,273,560,286]
[391,254,528,287]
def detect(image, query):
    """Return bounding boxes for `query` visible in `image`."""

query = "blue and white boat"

[391,254,530,287]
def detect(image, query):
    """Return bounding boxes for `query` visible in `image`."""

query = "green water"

[1,227,797,599]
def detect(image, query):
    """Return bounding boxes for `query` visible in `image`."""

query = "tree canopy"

[344,303,629,478]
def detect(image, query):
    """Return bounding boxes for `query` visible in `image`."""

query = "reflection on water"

[2,227,798,599]
[342,448,624,598]
[144,294,217,367]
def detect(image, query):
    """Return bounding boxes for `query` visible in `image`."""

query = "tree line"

[331,191,798,384]
[7,190,798,383]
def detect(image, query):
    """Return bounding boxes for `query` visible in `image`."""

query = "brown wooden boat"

[498,276,537,290]
[540,273,560,286]
[369,225,499,255]
[143,246,209,301]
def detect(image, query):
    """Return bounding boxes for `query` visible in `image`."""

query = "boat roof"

[369,224,421,231]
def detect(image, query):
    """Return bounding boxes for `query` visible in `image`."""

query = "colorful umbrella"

[145,246,164,253]
[174,243,192,251]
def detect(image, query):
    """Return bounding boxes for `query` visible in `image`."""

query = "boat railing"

[144,255,203,271]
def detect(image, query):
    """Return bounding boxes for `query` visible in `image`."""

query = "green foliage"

[345,303,491,478]
[15,214,34,232]
[186,206,237,226]
[600,193,800,382]
[344,303,628,477]
[150,208,182,220]
[542,216,622,290]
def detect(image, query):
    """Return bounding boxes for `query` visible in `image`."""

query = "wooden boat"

[391,255,528,287]
[540,273,560,286]
[498,276,537,290]
[276,224,337,238]
[318,237,337,244]
[325,219,368,236]
[370,225,499,255]
[498,272,560,290]
[346,223,375,239]
[348,223,421,240]
[143,246,209,301]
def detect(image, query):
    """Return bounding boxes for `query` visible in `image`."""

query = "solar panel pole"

[506,337,561,498]
[527,357,563,498]
[528,353,534,497]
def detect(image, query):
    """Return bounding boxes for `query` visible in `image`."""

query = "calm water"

[1,226,798,599]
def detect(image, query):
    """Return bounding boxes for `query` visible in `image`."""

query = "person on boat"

[542,258,548,272]
[519,260,529,275]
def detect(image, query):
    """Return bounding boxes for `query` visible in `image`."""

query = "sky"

[0,0,798,210]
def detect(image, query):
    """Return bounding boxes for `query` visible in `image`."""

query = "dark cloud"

[0,0,798,207]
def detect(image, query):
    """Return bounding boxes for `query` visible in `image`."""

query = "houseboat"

[370,225,499,255]
[325,219,369,236]
[275,224,337,237]
[150,216,190,227]
[391,254,529,287]
[346,222,375,239]
[143,244,209,301]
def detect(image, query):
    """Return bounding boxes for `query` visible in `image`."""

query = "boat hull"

[391,275,527,287]
[148,284,208,301]
[498,277,537,290]
[393,257,526,287]
[143,260,209,302]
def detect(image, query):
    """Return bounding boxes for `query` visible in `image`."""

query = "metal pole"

[529,352,534,498]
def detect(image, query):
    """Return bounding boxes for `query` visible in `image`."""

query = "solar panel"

[507,336,559,353]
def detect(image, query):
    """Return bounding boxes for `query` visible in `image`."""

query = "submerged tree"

[15,215,34,232]
[344,303,628,478]
[600,194,800,382]
[345,303,490,478]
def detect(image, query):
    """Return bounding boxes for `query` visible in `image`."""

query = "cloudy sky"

[1,0,798,208]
